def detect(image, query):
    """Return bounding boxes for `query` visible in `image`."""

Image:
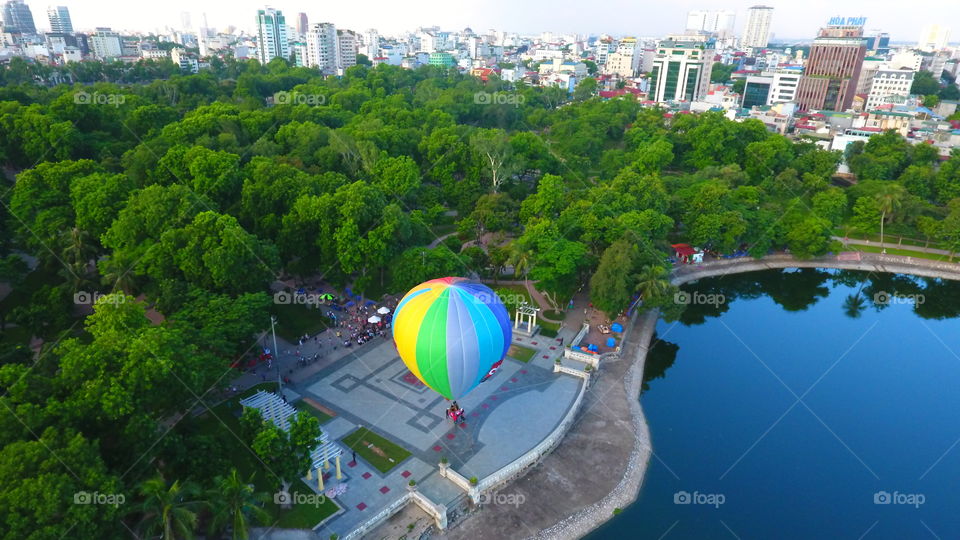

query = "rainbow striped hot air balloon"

[393,277,512,400]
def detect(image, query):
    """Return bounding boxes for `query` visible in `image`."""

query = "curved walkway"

[480,279,564,324]
[442,252,960,540]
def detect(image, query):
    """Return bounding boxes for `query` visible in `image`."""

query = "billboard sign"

[828,16,867,26]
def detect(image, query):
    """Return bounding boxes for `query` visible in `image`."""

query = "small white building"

[866,69,914,110]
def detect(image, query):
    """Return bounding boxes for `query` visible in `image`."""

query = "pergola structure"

[514,302,540,337]
[239,391,344,492]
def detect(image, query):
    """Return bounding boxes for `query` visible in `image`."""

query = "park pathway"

[481,279,564,324]
[833,236,954,257]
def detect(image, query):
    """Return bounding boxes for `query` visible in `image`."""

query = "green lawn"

[538,319,561,338]
[507,344,536,363]
[543,309,564,320]
[269,303,331,342]
[269,477,339,529]
[846,243,957,263]
[340,427,411,474]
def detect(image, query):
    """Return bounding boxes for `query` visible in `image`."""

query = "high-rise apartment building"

[256,8,289,64]
[90,28,123,59]
[741,6,773,49]
[686,10,735,37]
[337,30,358,72]
[306,22,338,74]
[2,0,36,34]
[649,38,715,102]
[795,25,867,112]
[364,29,380,58]
[605,37,641,78]
[296,13,308,36]
[918,24,950,52]
[46,6,72,34]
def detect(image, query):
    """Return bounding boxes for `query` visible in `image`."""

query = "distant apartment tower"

[296,12,308,35]
[865,69,914,109]
[337,30,358,71]
[649,38,715,102]
[605,37,641,77]
[364,29,380,58]
[256,8,289,64]
[90,28,123,59]
[2,0,36,34]
[46,6,72,34]
[794,25,866,112]
[306,22,338,74]
[918,24,950,51]
[686,10,735,36]
[741,6,773,48]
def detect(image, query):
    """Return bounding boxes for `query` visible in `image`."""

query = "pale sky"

[22,0,956,42]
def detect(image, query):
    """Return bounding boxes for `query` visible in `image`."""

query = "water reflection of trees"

[676,269,960,324]
[642,333,678,393]
[641,270,960,392]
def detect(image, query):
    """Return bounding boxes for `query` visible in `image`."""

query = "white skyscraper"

[337,29,358,72]
[918,24,951,52]
[47,6,72,33]
[364,29,380,58]
[742,5,773,49]
[306,22,339,74]
[686,10,735,36]
[256,8,289,64]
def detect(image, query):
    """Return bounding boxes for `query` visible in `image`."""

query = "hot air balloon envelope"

[393,277,512,400]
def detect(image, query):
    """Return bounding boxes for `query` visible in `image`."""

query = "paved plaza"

[289,332,580,538]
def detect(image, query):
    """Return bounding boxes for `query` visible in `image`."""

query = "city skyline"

[7,0,957,42]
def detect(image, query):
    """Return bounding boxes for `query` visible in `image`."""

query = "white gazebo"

[514,302,540,337]
[239,391,345,492]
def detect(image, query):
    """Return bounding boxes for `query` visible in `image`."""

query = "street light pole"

[270,315,282,397]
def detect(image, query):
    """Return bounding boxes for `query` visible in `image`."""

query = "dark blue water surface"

[589,269,960,539]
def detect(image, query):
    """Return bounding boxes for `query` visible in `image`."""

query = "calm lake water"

[589,269,960,539]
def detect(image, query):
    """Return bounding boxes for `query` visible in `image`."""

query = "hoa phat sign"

[828,16,867,26]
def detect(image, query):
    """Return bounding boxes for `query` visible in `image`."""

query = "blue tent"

[606,337,616,347]
[611,322,624,332]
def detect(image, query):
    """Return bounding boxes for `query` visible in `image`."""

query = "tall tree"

[130,475,200,540]
[206,469,270,540]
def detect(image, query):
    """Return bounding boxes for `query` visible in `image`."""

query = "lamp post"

[270,315,282,396]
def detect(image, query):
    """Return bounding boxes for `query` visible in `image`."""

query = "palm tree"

[60,227,96,269]
[874,184,906,254]
[130,475,201,540]
[99,255,137,294]
[842,276,869,319]
[507,243,533,288]
[635,264,671,304]
[206,469,270,540]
